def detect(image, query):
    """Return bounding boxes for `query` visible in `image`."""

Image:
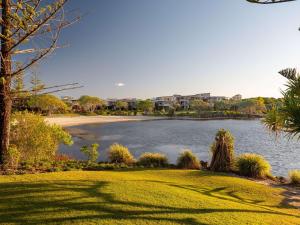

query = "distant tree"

[263,69,300,138]
[190,99,211,113]
[0,0,77,165]
[115,101,128,110]
[78,95,106,113]
[214,100,232,111]
[236,98,266,114]
[28,94,68,115]
[137,100,154,114]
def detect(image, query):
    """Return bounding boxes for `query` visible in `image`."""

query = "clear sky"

[32,0,300,99]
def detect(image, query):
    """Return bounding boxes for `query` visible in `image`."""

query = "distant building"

[231,94,242,101]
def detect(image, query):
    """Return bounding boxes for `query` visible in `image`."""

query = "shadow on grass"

[0,178,299,225]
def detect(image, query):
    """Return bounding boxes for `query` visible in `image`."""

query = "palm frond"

[279,68,298,81]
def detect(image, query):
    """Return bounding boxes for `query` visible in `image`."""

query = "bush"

[80,143,100,165]
[236,153,271,178]
[138,152,169,167]
[108,143,135,165]
[10,112,73,164]
[5,145,21,170]
[289,170,300,185]
[210,129,235,172]
[177,150,201,169]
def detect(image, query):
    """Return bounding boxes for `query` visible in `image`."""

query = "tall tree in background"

[0,0,76,166]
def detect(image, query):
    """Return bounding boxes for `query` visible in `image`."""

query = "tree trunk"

[0,0,12,166]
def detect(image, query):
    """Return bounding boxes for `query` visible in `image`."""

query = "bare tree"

[0,0,77,166]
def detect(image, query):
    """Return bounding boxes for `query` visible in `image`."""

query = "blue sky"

[31,0,300,99]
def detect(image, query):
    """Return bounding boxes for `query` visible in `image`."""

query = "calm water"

[60,119,300,176]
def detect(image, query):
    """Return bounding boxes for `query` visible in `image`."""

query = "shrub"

[10,112,73,163]
[210,129,235,172]
[177,150,201,169]
[236,153,271,178]
[138,152,169,167]
[108,143,135,165]
[5,145,21,170]
[289,170,300,185]
[80,143,100,165]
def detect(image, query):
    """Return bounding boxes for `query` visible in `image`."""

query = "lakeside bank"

[46,115,261,127]
[45,115,165,127]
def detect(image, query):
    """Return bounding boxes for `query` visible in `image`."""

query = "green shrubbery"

[80,143,100,165]
[236,153,271,178]
[108,143,135,165]
[9,112,73,166]
[177,150,201,169]
[289,170,300,185]
[138,152,169,167]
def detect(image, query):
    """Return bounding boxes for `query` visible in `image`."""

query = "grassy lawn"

[0,170,299,225]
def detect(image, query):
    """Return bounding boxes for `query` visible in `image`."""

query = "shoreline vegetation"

[45,114,262,127]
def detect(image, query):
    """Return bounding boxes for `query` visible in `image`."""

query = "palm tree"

[263,69,300,138]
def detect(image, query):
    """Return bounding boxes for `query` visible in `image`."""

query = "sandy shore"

[45,115,164,127]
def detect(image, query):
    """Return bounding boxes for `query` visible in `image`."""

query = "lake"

[59,119,300,176]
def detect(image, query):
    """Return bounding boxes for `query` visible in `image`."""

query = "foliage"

[80,143,100,165]
[138,152,169,167]
[0,170,299,224]
[236,154,271,178]
[289,170,300,185]
[263,68,300,138]
[210,129,235,172]
[190,99,211,112]
[177,150,201,169]
[10,112,73,163]
[28,94,68,115]
[4,145,21,171]
[115,101,129,110]
[235,98,266,114]
[137,100,154,114]
[78,95,106,113]
[108,143,135,165]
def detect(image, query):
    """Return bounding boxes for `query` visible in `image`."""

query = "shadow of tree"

[0,179,299,225]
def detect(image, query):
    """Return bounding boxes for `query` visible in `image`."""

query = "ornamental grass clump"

[210,129,235,172]
[138,152,169,168]
[236,153,271,178]
[108,143,135,165]
[289,170,300,185]
[177,150,201,169]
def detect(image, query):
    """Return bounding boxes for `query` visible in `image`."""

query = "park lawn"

[0,170,299,225]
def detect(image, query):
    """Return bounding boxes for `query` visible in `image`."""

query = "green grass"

[0,170,299,225]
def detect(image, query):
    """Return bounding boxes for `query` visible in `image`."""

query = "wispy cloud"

[115,82,125,87]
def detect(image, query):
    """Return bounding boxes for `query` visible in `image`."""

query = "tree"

[28,94,68,115]
[190,99,211,113]
[0,0,76,165]
[263,69,300,138]
[235,98,266,114]
[210,129,235,172]
[115,101,128,110]
[137,99,154,114]
[78,95,106,113]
